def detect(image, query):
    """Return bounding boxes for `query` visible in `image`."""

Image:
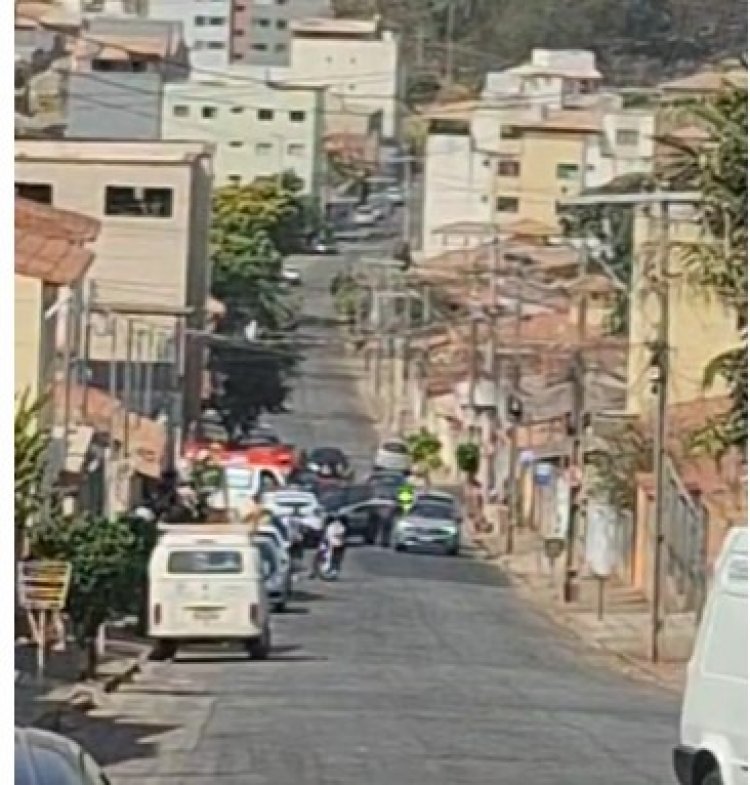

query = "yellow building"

[626,206,739,418]
[493,110,600,228]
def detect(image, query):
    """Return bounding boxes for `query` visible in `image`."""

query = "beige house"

[15,139,214,431]
[14,197,99,421]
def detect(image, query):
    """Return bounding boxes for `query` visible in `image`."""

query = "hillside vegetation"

[334,0,747,88]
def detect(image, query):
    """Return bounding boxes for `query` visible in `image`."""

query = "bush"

[456,442,480,477]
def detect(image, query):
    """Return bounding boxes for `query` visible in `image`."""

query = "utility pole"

[415,24,425,68]
[468,315,479,442]
[563,244,589,603]
[402,155,412,248]
[445,0,456,87]
[505,254,523,554]
[485,237,500,499]
[650,200,671,663]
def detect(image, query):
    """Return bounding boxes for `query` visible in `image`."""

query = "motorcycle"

[312,538,339,581]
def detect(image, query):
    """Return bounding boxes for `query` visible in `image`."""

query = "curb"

[26,644,152,731]
[482,549,686,693]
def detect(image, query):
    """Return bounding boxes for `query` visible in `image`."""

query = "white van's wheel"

[247,624,271,660]
[700,770,722,785]
[152,640,177,661]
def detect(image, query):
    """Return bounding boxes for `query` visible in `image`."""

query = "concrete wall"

[626,207,739,416]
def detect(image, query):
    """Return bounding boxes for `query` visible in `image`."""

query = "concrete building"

[147,0,232,69]
[230,0,332,67]
[66,18,189,140]
[420,50,658,259]
[286,17,401,141]
[162,73,324,199]
[15,139,214,432]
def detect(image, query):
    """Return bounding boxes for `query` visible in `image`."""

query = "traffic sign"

[17,561,71,611]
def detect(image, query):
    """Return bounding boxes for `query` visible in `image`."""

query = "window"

[495,196,519,213]
[207,41,226,49]
[257,108,274,121]
[500,125,521,139]
[173,104,189,117]
[252,42,268,51]
[496,159,520,177]
[208,15,225,25]
[104,186,173,218]
[194,40,206,49]
[167,550,243,574]
[15,182,53,204]
[289,110,305,122]
[201,105,217,119]
[229,141,244,148]
[287,143,304,156]
[230,106,245,114]
[228,175,242,184]
[255,142,273,155]
[233,29,245,36]
[276,19,287,29]
[253,17,270,26]
[274,43,286,53]
[194,14,206,25]
[615,128,639,146]
[556,163,580,181]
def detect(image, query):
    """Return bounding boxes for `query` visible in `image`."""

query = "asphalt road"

[64,256,680,785]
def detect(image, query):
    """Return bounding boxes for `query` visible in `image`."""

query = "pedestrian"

[380,503,397,547]
[328,515,348,575]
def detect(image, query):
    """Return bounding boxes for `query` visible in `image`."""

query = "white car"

[384,185,404,205]
[282,266,301,285]
[262,489,324,537]
[352,205,377,226]
[374,438,411,474]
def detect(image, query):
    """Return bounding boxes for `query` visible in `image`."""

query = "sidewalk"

[479,527,693,693]
[15,631,151,728]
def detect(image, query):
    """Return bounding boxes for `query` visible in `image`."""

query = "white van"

[674,526,748,785]
[148,525,271,660]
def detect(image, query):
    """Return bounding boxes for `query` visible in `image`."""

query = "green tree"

[456,442,480,478]
[30,515,140,677]
[210,173,307,331]
[665,74,747,457]
[406,428,443,486]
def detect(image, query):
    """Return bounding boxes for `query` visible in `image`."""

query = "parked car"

[148,524,271,660]
[281,265,301,285]
[262,489,325,546]
[384,185,405,205]
[307,447,354,480]
[415,490,462,524]
[352,205,378,227]
[374,438,411,474]
[392,499,460,556]
[15,727,110,785]
[254,536,292,612]
[673,526,747,785]
[318,484,390,543]
[308,236,339,255]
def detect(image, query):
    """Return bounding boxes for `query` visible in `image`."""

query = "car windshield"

[231,434,279,448]
[409,502,452,520]
[310,448,345,464]
[382,441,408,454]
[167,550,243,574]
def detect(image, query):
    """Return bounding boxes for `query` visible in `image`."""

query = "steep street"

[58,258,680,785]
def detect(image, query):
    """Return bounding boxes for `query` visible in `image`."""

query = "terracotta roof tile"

[15,197,99,285]
[56,383,166,478]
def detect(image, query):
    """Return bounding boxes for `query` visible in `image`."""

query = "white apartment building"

[584,108,656,189]
[161,74,324,201]
[148,0,232,69]
[421,49,656,259]
[286,17,401,140]
[15,139,214,427]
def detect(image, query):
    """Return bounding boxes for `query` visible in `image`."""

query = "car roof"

[16,727,86,785]
[418,490,457,502]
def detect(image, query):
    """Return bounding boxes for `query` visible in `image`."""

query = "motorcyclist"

[309,514,347,579]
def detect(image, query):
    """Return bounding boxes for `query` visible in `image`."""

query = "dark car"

[307,447,353,481]
[318,484,397,544]
[15,727,110,785]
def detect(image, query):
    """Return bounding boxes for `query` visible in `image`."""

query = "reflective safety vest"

[397,485,415,512]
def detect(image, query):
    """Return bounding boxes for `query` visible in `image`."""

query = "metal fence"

[661,457,709,616]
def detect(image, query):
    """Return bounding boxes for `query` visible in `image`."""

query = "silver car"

[415,490,462,524]
[374,438,411,473]
[15,727,110,785]
[393,499,460,556]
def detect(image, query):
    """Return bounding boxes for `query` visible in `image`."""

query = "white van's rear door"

[165,548,253,635]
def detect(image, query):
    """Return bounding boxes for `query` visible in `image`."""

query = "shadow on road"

[52,711,179,770]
